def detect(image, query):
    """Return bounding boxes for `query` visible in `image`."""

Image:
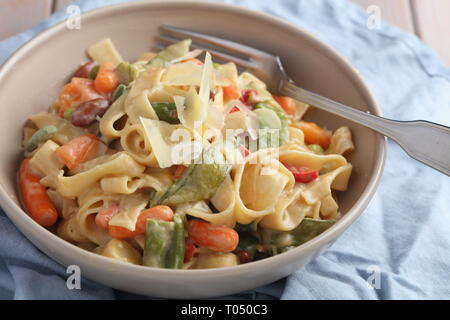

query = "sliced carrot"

[94,62,119,94]
[274,96,297,115]
[58,78,103,117]
[181,57,204,65]
[109,205,174,239]
[55,134,101,170]
[95,202,119,230]
[188,220,239,252]
[295,121,332,149]
[222,83,241,101]
[18,159,58,227]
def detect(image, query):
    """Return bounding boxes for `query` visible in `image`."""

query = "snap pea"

[143,219,175,268]
[24,125,57,152]
[260,218,336,249]
[142,214,186,269]
[151,102,180,124]
[111,84,127,103]
[166,214,185,269]
[154,143,231,206]
[88,64,100,80]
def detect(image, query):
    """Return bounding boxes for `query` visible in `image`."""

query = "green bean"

[111,84,127,103]
[151,102,180,124]
[24,125,57,152]
[88,64,100,80]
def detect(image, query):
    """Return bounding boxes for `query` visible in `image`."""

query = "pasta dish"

[18,38,354,269]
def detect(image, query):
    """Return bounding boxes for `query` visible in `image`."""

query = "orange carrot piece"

[58,78,103,117]
[55,134,101,170]
[274,96,297,115]
[18,159,58,227]
[222,83,241,101]
[94,63,119,94]
[188,220,239,252]
[296,121,332,149]
[109,205,174,239]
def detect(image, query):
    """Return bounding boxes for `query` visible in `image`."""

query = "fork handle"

[281,80,450,176]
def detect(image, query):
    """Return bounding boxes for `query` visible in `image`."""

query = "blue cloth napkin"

[1,0,449,300]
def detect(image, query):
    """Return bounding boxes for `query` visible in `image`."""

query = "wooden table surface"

[1,0,449,66]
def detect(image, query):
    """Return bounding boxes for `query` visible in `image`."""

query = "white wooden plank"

[54,0,74,10]
[0,0,52,40]
[411,0,450,66]
[352,0,415,33]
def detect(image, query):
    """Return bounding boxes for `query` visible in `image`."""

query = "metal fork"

[159,25,450,177]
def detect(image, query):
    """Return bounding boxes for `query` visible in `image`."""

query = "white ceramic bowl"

[0,0,386,298]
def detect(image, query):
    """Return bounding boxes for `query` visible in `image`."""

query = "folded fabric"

[1,0,449,300]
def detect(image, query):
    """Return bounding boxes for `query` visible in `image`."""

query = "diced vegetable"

[63,108,75,120]
[188,219,239,252]
[222,83,241,101]
[240,145,250,157]
[73,61,97,79]
[282,163,318,183]
[57,78,103,117]
[273,96,297,115]
[229,106,240,113]
[24,125,57,153]
[18,159,58,227]
[213,63,223,71]
[261,218,336,249]
[114,62,140,85]
[295,121,331,149]
[147,39,192,68]
[111,84,127,103]
[88,64,100,80]
[55,134,102,169]
[184,237,196,262]
[151,102,180,124]
[153,143,231,206]
[254,102,289,148]
[95,202,119,230]
[94,63,119,93]
[142,214,185,269]
[109,205,174,239]
[240,89,260,106]
[308,144,325,155]
[71,98,110,127]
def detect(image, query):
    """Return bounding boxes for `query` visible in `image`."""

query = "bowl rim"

[0,0,386,279]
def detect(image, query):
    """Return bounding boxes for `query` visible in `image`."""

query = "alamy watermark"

[66,265,81,290]
[66,5,81,30]
[365,265,381,290]
[366,5,381,30]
